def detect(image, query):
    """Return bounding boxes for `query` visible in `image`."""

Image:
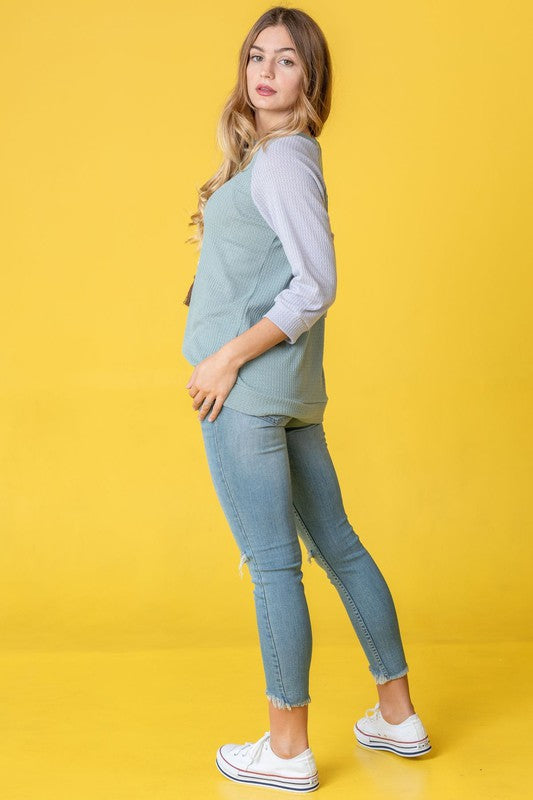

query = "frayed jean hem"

[370,664,409,684]
[266,691,311,710]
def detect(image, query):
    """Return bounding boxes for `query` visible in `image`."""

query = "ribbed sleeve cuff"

[262,306,309,345]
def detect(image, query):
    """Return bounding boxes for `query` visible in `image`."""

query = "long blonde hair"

[183,5,333,305]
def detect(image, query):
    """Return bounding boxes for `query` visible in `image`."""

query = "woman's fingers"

[206,397,224,422]
[185,370,198,390]
[192,391,207,410]
[197,395,216,420]
[185,354,238,421]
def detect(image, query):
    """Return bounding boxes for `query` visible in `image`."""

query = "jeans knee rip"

[238,552,249,579]
[266,692,311,710]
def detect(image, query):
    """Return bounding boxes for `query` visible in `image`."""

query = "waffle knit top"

[181,132,337,424]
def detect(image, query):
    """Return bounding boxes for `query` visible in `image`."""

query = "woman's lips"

[256,86,276,96]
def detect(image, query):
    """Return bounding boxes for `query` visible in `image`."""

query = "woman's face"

[246,24,304,135]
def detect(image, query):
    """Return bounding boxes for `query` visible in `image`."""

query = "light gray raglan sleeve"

[250,135,337,345]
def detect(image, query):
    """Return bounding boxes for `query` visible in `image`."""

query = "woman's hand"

[185,349,240,422]
[185,318,287,423]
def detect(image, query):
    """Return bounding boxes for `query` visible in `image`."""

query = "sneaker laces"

[364,701,381,720]
[234,731,271,767]
[363,702,415,727]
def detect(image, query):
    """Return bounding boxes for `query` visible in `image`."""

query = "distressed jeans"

[199,404,409,710]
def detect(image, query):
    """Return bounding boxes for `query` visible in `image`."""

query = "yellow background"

[1,1,532,797]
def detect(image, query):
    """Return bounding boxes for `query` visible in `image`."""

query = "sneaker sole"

[354,725,432,758]
[216,749,320,793]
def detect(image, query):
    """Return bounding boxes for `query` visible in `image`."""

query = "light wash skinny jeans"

[199,404,409,710]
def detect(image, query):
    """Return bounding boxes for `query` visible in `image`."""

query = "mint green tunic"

[182,132,337,424]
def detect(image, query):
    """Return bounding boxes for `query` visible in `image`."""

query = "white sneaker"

[216,730,319,793]
[354,702,432,757]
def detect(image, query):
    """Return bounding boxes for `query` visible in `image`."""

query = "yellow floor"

[0,641,529,799]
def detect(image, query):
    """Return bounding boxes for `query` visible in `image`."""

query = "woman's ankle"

[269,737,310,759]
[379,703,415,724]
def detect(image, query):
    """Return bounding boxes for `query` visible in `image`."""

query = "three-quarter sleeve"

[250,135,337,344]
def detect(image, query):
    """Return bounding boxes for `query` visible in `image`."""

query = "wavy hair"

[182,5,333,305]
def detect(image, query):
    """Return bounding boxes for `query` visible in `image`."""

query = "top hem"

[222,379,327,425]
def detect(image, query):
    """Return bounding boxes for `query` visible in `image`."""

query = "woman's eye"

[249,54,295,66]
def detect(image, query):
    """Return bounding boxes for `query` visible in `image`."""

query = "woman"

[181,6,431,793]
